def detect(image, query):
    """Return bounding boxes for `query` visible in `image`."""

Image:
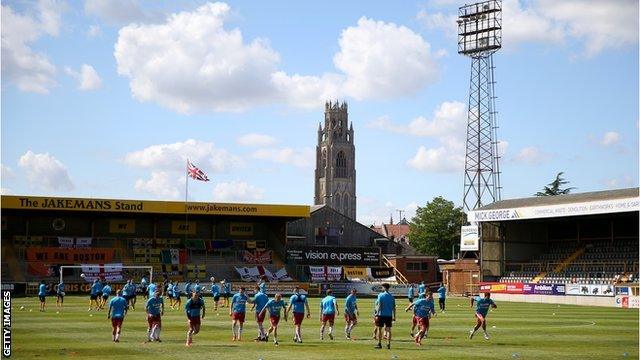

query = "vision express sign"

[286,246,381,266]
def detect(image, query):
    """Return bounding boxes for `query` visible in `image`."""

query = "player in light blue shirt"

[469,293,497,340]
[319,289,339,340]
[418,282,426,295]
[184,281,193,297]
[194,280,203,297]
[108,290,128,342]
[148,282,157,298]
[407,284,415,303]
[172,282,181,309]
[285,285,311,343]
[405,292,432,345]
[230,287,251,341]
[374,283,396,349]
[145,290,164,342]
[140,276,149,300]
[89,279,102,311]
[437,283,447,312]
[258,293,287,346]
[38,280,47,312]
[344,289,359,339]
[184,292,205,346]
[100,283,112,309]
[222,280,232,308]
[258,277,268,295]
[210,278,221,311]
[56,281,65,308]
[250,285,270,341]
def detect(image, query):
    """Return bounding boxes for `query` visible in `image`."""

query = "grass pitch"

[9,295,638,359]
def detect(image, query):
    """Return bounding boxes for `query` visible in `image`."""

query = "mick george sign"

[285,246,381,266]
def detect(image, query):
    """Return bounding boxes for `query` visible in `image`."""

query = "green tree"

[535,172,576,196]
[409,196,465,259]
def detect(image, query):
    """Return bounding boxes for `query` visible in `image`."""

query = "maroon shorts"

[412,315,417,326]
[188,316,201,326]
[415,316,429,328]
[255,312,266,323]
[344,313,357,322]
[111,317,123,328]
[232,312,245,323]
[269,315,280,327]
[321,313,335,324]
[147,314,161,327]
[293,312,305,325]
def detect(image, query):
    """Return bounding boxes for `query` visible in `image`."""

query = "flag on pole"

[187,159,210,182]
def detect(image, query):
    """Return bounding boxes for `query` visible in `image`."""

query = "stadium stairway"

[532,247,585,283]
[1,242,25,282]
[382,254,408,284]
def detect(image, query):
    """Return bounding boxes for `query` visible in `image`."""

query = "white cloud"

[84,0,148,25]
[236,133,278,147]
[502,0,564,48]
[18,151,74,191]
[358,199,419,226]
[0,188,12,195]
[124,139,242,196]
[418,0,637,55]
[65,64,102,91]
[598,131,620,146]
[602,175,634,189]
[114,3,440,113]
[124,139,242,173]
[407,145,464,172]
[512,146,548,165]
[1,2,61,93]
[1,164,15,183]
[369,101,467,173]
[538,0,638,56]
[251,147,314,168]
[87,25,101,37]
[334,17,438,100]
[213,181,265,202]
[416,9,457,37]
[134,171,180,199]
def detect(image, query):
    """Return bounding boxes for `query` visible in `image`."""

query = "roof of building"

[1,195,310,218]
[477,188,638,211]
[469,188,639,222]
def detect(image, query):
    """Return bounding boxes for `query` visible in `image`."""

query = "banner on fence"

[243,250,272,264]
[234,266,292,282]
[286,246,381,266]
[565,283,614,297]
[344,267,367,280]
[615,295,640,309]
[26,247,115,263]
[80,263,123,282]
[479,282,565,296]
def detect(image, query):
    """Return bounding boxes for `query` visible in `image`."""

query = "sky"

[1,0,638,226]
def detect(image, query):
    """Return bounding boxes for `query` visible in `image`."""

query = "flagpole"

[185,158,189,256]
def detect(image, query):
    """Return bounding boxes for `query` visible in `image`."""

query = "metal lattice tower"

[458,0,502,212]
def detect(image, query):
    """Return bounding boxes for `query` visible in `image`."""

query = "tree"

[535,172,576,196]
[409,196,465,259]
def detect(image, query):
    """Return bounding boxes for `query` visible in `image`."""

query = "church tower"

[314,100,356,219]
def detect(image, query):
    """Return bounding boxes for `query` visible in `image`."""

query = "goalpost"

[58,265,154,285]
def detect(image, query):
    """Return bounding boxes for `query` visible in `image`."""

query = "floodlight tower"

[458,0,502,212]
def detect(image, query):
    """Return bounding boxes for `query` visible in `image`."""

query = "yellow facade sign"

[344,267,368,279]
[171,221,196,235]
[109,219,136,234]
[230,222,253,236]
[1,195,309,218]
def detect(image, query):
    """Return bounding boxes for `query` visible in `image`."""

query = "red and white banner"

[242,250,272,264]
[81,263,123,282]
[309,266,342,282]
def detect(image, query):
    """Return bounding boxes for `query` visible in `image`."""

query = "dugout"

[468,188,639,282]
[1,195,309,284]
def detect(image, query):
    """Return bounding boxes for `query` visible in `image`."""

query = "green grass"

[9,296,638,359]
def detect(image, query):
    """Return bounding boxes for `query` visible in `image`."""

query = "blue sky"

[2,0,638,225]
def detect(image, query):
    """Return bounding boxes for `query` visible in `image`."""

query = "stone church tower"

[314,100,356,219]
